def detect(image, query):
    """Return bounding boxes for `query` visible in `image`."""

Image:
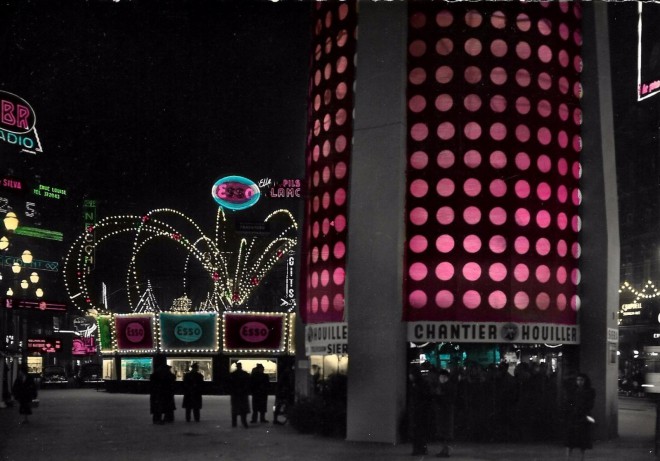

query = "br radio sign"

[0,91,43,154]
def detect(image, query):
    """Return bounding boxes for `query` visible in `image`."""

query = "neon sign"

[211,176,260,210]
[0,90,42,154]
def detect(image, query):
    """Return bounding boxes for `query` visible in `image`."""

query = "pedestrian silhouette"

[250,363,270,423]
[229,362,251,428]
[150,361,176,424]
[182,363,204,422]
[563,372,595,460]
[12,366,37,425]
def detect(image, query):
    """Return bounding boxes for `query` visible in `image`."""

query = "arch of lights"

[63,207,298,315]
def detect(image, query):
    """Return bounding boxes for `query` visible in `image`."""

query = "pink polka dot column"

[302,1,356,324]
[404,2,582,325]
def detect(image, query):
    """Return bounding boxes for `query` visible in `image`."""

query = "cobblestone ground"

[0,390,655,461]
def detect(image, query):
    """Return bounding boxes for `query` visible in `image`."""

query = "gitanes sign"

[0,91,43,154]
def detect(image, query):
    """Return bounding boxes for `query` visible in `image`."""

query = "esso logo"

[125,322,145,343]
[0,90,36,134]
[240,322,269,343]
[175,321,203,343]
[211,175,260,210]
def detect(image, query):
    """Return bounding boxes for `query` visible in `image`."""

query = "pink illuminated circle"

[571,295,581,312]
[537,99,552,117]
[463,206,482,225]
[311,297,318,313]
[558,104,569,121]
[489,179,507,197]
[489,291,507,309]
[312,144,320,162]
[312,220,320,238]
[311,247,319,263]
[409,68,427,85]
[491,11,506,29]
[515,180,530,198]
[558,49,569,67]
[464,66,482,84]
[436,38,454,56]
[436,94,454,111]
[516,41,531,59]
[536,265,551,283]
[438,121,456,140]
[410,207,429,226]
[409,40,427,57]
[537,155,552,173]
[436,235,455,253]
[537,183,551,201]
[490,67,507,85]
[490,122,507,141]
[514,236,530,254]
[516,152,531,171]
[337,29,348,47]
[537,127,552,145]
[557,185,568,203]
[313,171,320,187]
[312,196,320,213]
[409,96,426,113]
[536,238,551,256]
[490,94,507,112]
[560,23,569,40]
[435,262,455,281]
[321,244,330,261]
[464,38,482,56]
[323,113,331,131]
[320,270,330,287]
[515,69,531,87]
[536,210,551,228]
[463,234,482,253]
[514,292,530,310]
[573,161,582,179]
[574,82,583,99]
[574,55,583,73]
[323,140,331,157]
[410,179,429,198]
[557,213,568,230]
[410,151,428,170]
[515,208,531,226]
[334,214,346,232]
[490,39,508,57]
[489,263,507,282]
[557,266,568,284]
[322,166,331,183]
[574,108,583,126]
[516,96,531,114]
[333,294,344,311]
[324,63,332,80]
[516,13,531,31]
[464,94,482,111]
[573,135,583,152]
[572,269,581,285]
[536,293,550,310]
[515,125,530,142]
[409,262,428,281]
[436,207,455,225]
[490,151,507,168]
[436,10,453,27]
[437,150,455,168]
[335,135,347,152]
[514,264,529,282]
[464,121,482,140]
[409,290,428,309]
[557,240,568,257]
[437,178,456,197]
[322,218,330,234]
[572,242,582,259]
[335,161,347,179]
[538,45,552,63]
[311,271,319,288]
[489,235,506,254]
[464,149,481,168]
[336,56,348,74]
[410,235,428,253]
[557,293,567,311]
[436,66,454,84]
[559,76,569,94]
[489,207,507,226]
[465,10,483,27]
[463,178,482,197]
[411,123,429,141]
[435,291,454,309]
[410,12,426,28]
[538,18,552,35]
[334,242,346,259]
[322,192,330,209]
[463,290,481,309]
[572,188,582,206]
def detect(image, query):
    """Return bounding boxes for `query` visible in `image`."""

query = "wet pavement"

[0,390,656,460]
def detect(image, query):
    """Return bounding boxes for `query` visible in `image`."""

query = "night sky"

[0,0,312,308]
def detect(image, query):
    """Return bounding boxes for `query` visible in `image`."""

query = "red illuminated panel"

[404,2,582,324]
[302,1,357,324]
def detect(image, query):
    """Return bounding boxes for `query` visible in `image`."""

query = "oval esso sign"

[125,322,146,343]
[240,322,269,343]
[211,175,260,211]
[175,321,203,342]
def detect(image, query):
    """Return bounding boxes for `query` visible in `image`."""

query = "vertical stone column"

[580,1,620,439]
[345,2,408,443]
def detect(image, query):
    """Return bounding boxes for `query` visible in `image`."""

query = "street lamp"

[0,236,8,250]
[11,262,21,274]
[6,287,12,296]
[21,250,32,264]
[3,212,18,231]
[35,288,43,298]
[20,280,28,289]
[30,272,39,284]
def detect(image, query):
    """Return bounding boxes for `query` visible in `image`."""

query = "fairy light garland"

[619,280,660,302]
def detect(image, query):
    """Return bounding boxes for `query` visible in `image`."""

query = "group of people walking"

[149,360,293,427]
[407,362,596,459]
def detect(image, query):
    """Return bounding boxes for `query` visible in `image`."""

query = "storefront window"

[103,358,116,380]
[120,357,152,380]
[167,358,213,381]
[27,356,43,375]
[229,358,278,382]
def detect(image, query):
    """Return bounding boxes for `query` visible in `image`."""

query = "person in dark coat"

[433,369,457,458]
[182,363,204,422]
[12,366,37,424]
[407,367,434,456]
[563,373,596,460]
[250,363,270,423]
[150,363,176,424]
[273,365,295,425]
[228,362,251,428]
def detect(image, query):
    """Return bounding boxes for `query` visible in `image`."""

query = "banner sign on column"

[407,322,580,345]
[305,322,348,356]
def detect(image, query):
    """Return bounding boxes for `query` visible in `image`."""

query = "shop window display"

[167,358,212,381]
[120,357,152,380]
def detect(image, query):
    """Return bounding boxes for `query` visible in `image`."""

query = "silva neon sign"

[0,91,42,154]
[211,175,260,210]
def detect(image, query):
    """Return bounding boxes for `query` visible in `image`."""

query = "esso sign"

[175,321,203,343]
[211,175,261,210]
[125,322,145,343]
[240,322,269,343]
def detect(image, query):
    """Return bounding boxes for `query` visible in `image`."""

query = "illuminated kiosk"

[97,312,295,393]
[301,1,618,443]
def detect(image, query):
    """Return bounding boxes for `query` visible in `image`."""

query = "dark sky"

[0,0,312,228]
[0,0,312,307]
